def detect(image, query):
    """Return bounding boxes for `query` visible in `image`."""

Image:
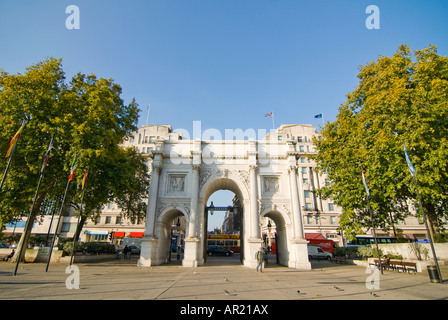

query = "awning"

[86,231,108,235]
[113,232,125,238]
[305,233,325,240]
[130,232,144,238]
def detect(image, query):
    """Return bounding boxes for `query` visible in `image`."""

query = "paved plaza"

[0,255,447,302]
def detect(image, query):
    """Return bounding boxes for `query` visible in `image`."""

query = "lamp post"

[209,201,215,216]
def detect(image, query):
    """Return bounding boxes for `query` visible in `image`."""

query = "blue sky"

[1,1,447,230]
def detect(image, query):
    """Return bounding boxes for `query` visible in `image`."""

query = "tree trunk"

[9,192,46,263]
[74,215,87,242]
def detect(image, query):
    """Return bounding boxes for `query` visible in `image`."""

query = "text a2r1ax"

[180,304,269,317]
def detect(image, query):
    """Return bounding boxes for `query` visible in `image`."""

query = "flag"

[361,169,370,197]
[5,121,25,158]
[265,112,273,117]
[68,154,77,182]
[403,142,416,177]
[40,137,53,176]
[82,170,88,190]
[314,113,323,119]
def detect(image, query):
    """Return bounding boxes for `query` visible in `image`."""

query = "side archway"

[261,209,290,267]
[156,208,187,264]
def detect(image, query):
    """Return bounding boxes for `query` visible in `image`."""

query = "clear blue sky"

[1,1,447,230]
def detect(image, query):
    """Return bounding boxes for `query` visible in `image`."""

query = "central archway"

[199,176,250,266]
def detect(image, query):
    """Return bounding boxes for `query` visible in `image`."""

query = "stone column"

[138,153,162,267]
[183,146,202,267]
[249,165,260,240]
[289,165,304,239]
[187,164,200,238]
[312,168,323,212]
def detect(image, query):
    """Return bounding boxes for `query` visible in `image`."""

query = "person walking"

[256,247,264,272]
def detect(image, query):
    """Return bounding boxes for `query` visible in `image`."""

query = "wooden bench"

[385,260,417,273]
[369,259,390,270]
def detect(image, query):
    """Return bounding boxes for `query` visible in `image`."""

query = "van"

[307,245,333,260]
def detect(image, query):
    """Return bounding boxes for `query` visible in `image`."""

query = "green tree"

[313,44,448,239]
[0,58,149,262]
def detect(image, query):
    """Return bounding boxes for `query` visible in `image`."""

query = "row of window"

[306,215,338,225]
[278,135,313,142]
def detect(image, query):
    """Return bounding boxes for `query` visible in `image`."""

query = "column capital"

[249,164,258,172]
[192,164,201,173]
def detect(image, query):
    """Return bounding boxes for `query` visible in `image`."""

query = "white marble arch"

[138,136,311,270]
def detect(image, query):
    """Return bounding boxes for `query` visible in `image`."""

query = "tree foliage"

[0,58,149,261]
[313,44,448,238]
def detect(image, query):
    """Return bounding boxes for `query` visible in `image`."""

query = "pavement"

[0,254,447,306]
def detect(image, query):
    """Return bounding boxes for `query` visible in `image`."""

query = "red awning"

[114,232,125,238]
[305,233,325,240]
[130,232,144,238]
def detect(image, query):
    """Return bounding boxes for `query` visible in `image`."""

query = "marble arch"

[137,128,312,270]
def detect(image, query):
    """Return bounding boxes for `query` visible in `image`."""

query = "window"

[115,216,122,225]
[129,136,134,143]
[330,216,336,224]
[328,203,334,211]
[307,216,313,224]
[150,136,156,142]
[304,190,311,198]
[297,136,302,142]
[278,135,283,141]
[300,157,306,163]
[303,178,309,184]
[105,216,111,224]
[299,146,304,152]
[305,203,312,210]
[301,167,308,174]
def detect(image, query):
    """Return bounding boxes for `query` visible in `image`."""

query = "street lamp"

[209,201,215,216]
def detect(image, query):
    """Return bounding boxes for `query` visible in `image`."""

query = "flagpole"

[0,140,19,193]
[146,104,150,126]
[412,173,442,283]
[13,172,44,276]
[362,167,383,274]
[272,111,275,132]
[0,121,25,193]
[46,178,71,272]
[403,141,442,283]
[70,170,87,266]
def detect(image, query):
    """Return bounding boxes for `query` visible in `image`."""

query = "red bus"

[207,234,240,253]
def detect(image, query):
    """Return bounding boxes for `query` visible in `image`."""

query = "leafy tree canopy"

[0,58,149,260]
[312,44,448,238]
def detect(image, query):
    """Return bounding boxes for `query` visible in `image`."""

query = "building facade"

[2,124,436,259]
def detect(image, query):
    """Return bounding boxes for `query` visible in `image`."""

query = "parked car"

[128,245,141,254]
[307,245,333,260]
[207,245,234,256]
[0,243,9,248]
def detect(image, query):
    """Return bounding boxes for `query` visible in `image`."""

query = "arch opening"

[157,209,186,265]
[262,211,289,267]
[200,178,246,266]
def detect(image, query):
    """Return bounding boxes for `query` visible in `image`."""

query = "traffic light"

[109,232,114,241]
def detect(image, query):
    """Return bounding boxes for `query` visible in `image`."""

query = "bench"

[373,259,417,274]
[369,259,390,271]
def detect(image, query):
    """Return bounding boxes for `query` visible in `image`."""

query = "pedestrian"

[256,247,264,272]
[123,245,128,260]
